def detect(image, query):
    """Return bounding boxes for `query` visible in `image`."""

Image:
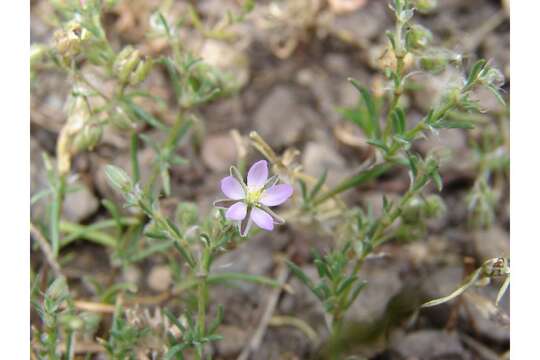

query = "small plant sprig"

[104,162,289,358]
[283,0,508,345]
[32,277,80,359]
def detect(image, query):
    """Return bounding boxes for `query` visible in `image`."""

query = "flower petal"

[260,184,293,206]
[247,160,268,189]
[221,176,245,200]
[251,207,274,231]
[225,202,247,221]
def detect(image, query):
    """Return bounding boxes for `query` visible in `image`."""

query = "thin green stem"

[130,131,140,183]
[143,113,186,196]
[50,174,66,257]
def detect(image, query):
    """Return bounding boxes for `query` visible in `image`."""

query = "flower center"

[245,188,262,205]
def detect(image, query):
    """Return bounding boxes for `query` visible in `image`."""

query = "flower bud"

[423,194,446,218]
[105,165,133,193]
[176,202,199,229]
[113,46,142,85]
[60,314,84,331]
[129,57,153,86]
[45,277,69,303]
[406,24,432,51]
[413,0,437,13]
[402,197,423,224]
[108,104,134,129]
[71,120,103,153]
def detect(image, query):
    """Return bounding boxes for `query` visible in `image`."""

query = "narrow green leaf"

[102,199,123,232]
[123,99,167,131]
[391,107,406,134]
[208,305,224,334]
[162,57,182,101]
[313,163,392,206]
[486,84,506,106]
[164,308,186,333]
[164,345,186,360]
[348,78,381,138]
[466,59,487,87]
[309,170,327,200]
[336,276,357,295]
[157,12,172,37]
[433,120,475,129]
[286,260,314,290]
[367,139,389,152]
[31,188,52,205]
[346,280,367,308]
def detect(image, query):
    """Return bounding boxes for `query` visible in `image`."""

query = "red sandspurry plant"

[30,0,509,358]
[214,160,293,236]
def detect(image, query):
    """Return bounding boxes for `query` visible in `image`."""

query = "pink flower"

[214,160,293,236]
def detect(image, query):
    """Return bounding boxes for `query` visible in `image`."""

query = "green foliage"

[30,0,509,357]
[287,243,367,332]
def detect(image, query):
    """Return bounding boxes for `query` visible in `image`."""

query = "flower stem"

[50,174,66,257]
[130,131,140,184]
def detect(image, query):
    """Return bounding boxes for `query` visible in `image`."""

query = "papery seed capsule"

[481,67,505,87]
[113,46,142,85]
[413,0,438,13]
[53,21,89,59]
[406,24,432,51]
[71,121,103,153]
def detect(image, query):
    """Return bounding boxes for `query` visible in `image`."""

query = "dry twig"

[30,222,64,278]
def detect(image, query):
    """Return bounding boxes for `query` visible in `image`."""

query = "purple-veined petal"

[260,184,293,206]
[247,160,268,189]
[251,207,274,231]
[225,202,247,221]
[221,176,245,200]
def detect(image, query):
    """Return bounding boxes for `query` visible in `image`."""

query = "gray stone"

[472,226,510,261]
[253,86,319,148]
[390,329,467,359]
[62,181,100,222]
[326,1,390,43]
[201,133,237,173]
[147,265,172,292]
[215,325,249,357]
[31,139,99,223]
[345,259,403,325]
[302,141,347,188]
